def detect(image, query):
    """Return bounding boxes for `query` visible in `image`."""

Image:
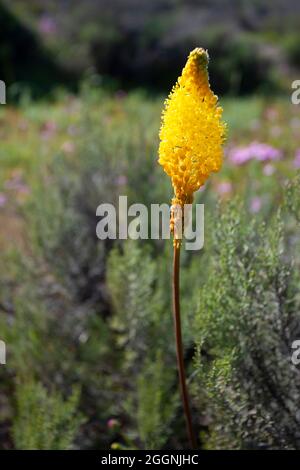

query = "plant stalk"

[172,244,197,449]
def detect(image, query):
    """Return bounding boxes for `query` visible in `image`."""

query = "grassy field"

[0,89,300,449]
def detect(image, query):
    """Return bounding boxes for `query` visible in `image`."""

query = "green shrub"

[13,381,83,450]
[107,241,179,448]
[137,350,178,449]
[193,187,300,449]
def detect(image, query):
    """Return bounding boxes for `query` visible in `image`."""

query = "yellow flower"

[158,48,226,207]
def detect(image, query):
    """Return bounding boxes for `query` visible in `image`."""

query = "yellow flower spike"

[158,48,226,449]
[159,47,226,218]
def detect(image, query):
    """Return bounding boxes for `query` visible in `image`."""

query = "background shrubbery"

[1,0,300,96]
[1,86,300,448]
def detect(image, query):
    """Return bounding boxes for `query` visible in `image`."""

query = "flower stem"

[172,244,197,449]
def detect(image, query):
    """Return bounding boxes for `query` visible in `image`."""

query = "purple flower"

[115,175,127,186]
[0,193,7,208]
[253,143,282,162]
[293,149,300,169]
[229,142,282,165]
[263,164,275,176]
[4,171,30,197]
[228,146,252,165]
[216,181,232,195]
[38,16,57,36]
[107,419,120,430]
[250,197,262,214]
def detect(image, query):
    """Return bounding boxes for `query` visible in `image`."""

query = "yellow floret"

[158,48,226,207]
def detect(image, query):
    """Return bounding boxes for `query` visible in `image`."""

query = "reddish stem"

[173,244,197,449]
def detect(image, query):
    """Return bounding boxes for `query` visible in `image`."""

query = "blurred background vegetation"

[1,0,300,96]
[0,0,300,450]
